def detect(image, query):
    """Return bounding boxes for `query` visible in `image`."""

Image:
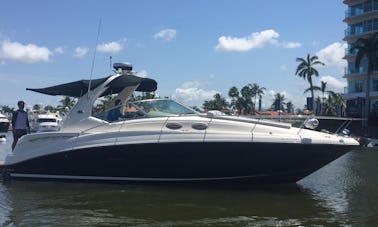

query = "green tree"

[304,81,328,115]
[295,54,325,112]
[271,93,286,111]
[191,106,201,112]
[240,85,254,114]
[44,105,58,112]
[130,92,156,101]
[327,91,345,117]
[249,83,266,112]
[235,97,245,115]
[33,104,41,110]
[58,96,77,111]
[228,86,239,112]
[0,105,15,117]
[351,32,378,125]
[95,95,114,112]
[202,93,228,111]
[286,101,294,113]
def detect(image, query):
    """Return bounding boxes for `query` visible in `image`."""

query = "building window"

[347,61,367,74]
[373,79,378,92]
[356,80,364,92]
[364,20,373,32]
[348,80,364,93]
[374,18,378,31]
[364,0,373,11]
[349,3,364,16]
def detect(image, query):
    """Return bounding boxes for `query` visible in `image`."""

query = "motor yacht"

[29,110,62,133]
[0,113,10,132]
[0,134,6,143]
[0,63,360,184]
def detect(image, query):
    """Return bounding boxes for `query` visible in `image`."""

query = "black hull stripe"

[10,173,273,181]
[5,142,354,184]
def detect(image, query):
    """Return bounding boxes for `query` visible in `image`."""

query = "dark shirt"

[107,108,122,121]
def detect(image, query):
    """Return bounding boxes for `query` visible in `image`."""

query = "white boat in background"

[29,110,62,133]
[0,113,10,132]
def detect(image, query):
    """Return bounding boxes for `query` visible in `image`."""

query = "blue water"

[0,132,377,226]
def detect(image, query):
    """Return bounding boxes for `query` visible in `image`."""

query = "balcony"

[345,0,378,14]
[344,66,367,75]
[344,90,378,100]
[344,26,378,41]
[344,0,365,5]
[344,10,378,24]
[344,47,359,57]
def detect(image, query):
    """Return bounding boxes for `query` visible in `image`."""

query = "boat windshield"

[132,99,197,116]
[97,99,198,122]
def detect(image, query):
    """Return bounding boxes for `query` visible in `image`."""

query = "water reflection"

[0,180,354,226]
[299,150,378,226]
[0,184,12,226]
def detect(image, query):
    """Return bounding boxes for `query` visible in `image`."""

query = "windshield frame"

[95,99,198,122]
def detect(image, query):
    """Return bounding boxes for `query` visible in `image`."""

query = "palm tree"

[202,93,228,111]
[249,83,266,112]
[328,91,345,117]
[314,96,322,115]
[235,97,245,115]
[350,32,378,125]
[271,93,286,111]
[304,81,327,115]
[0,105,15,117]
[33,104,41,110]
[240,86,254,114]
[214,93,228,110]
[58,96,77,112]
[286,101,294,113]
[295,54,325,112]
[44,105,58,112]
[228,86,239,112]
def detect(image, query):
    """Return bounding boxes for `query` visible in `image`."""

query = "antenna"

[87,17,102,96]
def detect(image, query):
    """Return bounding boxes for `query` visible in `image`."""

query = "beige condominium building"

[343,0,378,117]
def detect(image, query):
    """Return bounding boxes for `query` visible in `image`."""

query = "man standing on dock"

[11,100,30,150]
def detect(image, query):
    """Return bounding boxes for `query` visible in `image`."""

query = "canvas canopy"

[27,74,158,98]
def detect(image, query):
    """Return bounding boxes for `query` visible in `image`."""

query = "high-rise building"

[343,0,378,117]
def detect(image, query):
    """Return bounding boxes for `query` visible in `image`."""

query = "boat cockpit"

[96,99,198,122]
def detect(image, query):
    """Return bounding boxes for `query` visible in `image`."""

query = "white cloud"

[73,47,89,58]
[215,29,301,52]
[280,41,302,48]
[97,41,123,53]
[0,40,52,63]
[136,70,148,78]
[216,29,279,52]
[280,64,288,71]
[173,81,218,106]
[153,29,177,41]
[319,76,346,92]
[54,47,64,54]
[316,42,347,72]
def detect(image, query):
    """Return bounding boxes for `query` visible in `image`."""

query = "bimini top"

[26,74,158,98]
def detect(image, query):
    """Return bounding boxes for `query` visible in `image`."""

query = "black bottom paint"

[5,142,352,184]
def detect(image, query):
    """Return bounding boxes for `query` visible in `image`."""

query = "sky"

[0,0,348,111]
